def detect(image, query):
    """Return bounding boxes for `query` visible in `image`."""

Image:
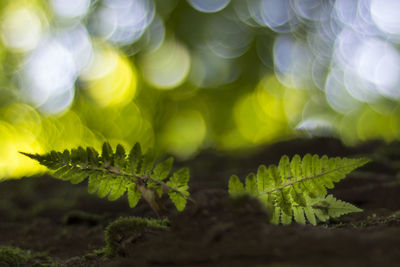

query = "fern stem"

[260,161,364,196]
[69,164,195,204]
[146,177,196,204]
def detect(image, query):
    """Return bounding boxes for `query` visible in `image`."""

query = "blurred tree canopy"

[1,0,400,177]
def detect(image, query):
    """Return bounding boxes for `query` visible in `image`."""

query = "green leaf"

[290,185,307,207]
[166,168,190,211]
[128,142,142,174]
[245,173,257,196]
[20,142,189,216]
[127,183,141,208]
[228,154,370,225]
[61,150,70,164]
[77,146,87,166]
[96,176,113,198]
[114,144,126,168]
[147,180,163,198]
[314,195,363,218]
[168,192,186,211]
[169,167,190,188]
[140,149,155,175]
[270,207,280,225]
[69,170,88,184]
[256,164,268,192]
[280,211,292,225]
[293,206,306,225]
[278,155,290,184]
[88,172,102,194]
[290,154,301,179]
[53,165,72,179]
[102,142,114,167]
[70,147,88,167]
[278,189,293,215]
[304,206,317,226]
[152,157,174,181]
[228,175,245,197]
[108,177,128,201]
[87,147,99,166]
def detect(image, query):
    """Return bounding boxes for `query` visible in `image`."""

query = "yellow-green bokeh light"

[160,110,206,158]
[81,44,137,107]
[141,39,191,89]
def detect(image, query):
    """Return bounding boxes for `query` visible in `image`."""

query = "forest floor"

[0,137,400,267]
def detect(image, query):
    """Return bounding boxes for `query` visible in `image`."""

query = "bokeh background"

[1,0,400,177]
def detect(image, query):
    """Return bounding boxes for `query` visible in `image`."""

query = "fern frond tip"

[19,151,36,158]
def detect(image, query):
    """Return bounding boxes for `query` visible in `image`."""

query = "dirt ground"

[1,137,400,266]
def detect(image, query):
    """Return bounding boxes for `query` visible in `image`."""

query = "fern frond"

[127,183,141,208]
[228,154,369,225]
[270,195,363,225]
[166,168,190,211]
[228,175,245,197]
[20,142,191,215]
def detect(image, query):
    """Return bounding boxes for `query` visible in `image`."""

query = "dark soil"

[1,137,400,266]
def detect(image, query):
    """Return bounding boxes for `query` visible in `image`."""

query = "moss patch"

[104,217,169,257]
[0,245,50,266]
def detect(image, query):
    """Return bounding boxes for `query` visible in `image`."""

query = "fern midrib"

[63,162,192,202]
[260,161,362,195]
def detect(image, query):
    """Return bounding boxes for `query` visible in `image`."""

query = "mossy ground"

[1,138,400,266]
[103,216,169,257]
[0,245,51,266]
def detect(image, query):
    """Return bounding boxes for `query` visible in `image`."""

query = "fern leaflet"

[20,142,191,216]
[228,154,369,225]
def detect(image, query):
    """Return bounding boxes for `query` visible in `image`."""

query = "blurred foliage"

[1,0,400,177]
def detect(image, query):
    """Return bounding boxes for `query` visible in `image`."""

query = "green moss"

[84,247,107,261]
[389,210,400,219]
[104,217,169,257]
[0,245,53,267]
[0,246,30,266]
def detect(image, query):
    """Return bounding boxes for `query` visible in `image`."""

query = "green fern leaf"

[271,207,281,224]
[140,149,155,176]
[87,147,99,166]
[102,142,114,168]
[128,142,142,174]
[245,173,257,196]
[107,177,129,201]
[280,210,292,225]
[228,175,245,197]
[303,206,317,225]
[293,206,306,224]
[19,152,60,170]
[151,157,174,181]
[167,168,190,211]
[228,154,370,225]
[114,144,126,168]
[168,192,187,211]
[312,194,362,220]
[168,168,190,189]
[256,165,267,192]
[87,171,102,194]
[53,165,72,179]
[20,142,191,215]
[69,170,88,184]
[127,183,141,208]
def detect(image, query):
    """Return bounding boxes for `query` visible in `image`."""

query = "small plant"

[228,154,370,225]
[21,142,191,216]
